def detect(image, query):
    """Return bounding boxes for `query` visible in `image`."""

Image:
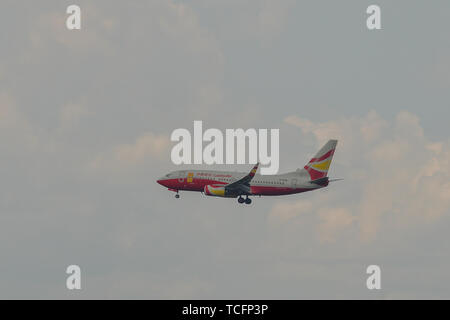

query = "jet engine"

[203,185,236,198]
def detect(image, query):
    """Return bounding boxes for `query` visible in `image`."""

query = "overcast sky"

[0,0,449,299]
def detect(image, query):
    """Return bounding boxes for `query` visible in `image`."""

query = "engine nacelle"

[203,185,236,198]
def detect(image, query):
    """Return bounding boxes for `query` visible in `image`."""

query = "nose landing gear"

[168,188,180,199]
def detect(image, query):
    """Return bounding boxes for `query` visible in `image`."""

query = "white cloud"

[284,110,389,155]
[279,110,450,242]
[255,0,295,42]
[89,132,170,171]
[317,207,355,243]
[269,199,313,224]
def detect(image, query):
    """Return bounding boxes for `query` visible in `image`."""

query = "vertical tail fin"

[304,140,338,181]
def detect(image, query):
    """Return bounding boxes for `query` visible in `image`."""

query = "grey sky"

[0,1,449,298]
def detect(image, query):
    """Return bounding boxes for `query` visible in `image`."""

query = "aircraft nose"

[157,178,167,186]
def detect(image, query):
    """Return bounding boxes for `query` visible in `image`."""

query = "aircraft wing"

[225,163,259,194]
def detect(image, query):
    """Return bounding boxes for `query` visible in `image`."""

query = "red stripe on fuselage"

[157,178,316,196]
[157,178,227,191]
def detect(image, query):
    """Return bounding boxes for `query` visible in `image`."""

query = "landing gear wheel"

[245,197,252,204]
[238,197,245,203]
[175,193,180,199]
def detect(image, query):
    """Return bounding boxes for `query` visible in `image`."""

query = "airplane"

[157,140,340,204]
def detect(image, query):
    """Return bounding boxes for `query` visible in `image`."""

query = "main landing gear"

[238,196,252,205]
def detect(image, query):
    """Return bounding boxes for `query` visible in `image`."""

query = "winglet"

[249,162,259,178]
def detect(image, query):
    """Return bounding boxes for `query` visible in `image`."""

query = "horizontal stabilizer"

[310,177,329,186]
[310,177,343,186]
